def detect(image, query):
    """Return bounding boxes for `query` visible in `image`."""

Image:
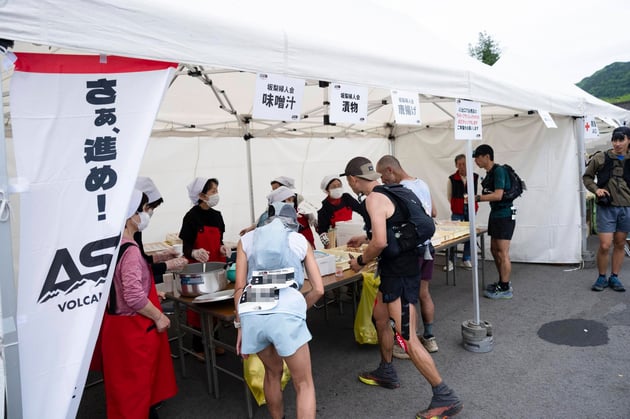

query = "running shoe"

[420,336,439,353]
[591,275,608,292]
[442,261,453,272]
[358,362,400,389]
[483,282,513,299]
[461,260,473,270]
[609,275,626,292]
[392,344,410,360]
[416,388,463,419]
[484,281,513,292]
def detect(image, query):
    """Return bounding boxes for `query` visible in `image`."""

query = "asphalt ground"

[77,236,630,418]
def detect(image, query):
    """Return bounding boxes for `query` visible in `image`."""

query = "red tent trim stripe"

[14,53,177,74]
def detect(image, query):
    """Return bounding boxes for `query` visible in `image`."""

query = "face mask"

[205,194,220,208]
[136,211,151,231]
[329,188,343,199]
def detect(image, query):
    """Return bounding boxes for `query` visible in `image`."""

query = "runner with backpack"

[343,156,463,419]
[473,144,520,299]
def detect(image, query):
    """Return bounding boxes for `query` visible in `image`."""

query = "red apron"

[101,284,177,419]
[331,206,353,227]
[186,226,226,328]
[297,213,315,248]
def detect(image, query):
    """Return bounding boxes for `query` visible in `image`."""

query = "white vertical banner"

[329,83,368,124]
[454,99,483,140]
[584,115,600,139]
[252,73,305,121]
[390,90,421,125]
[10,53,176,419]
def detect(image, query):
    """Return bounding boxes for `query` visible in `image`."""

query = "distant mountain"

[576,62,630,105]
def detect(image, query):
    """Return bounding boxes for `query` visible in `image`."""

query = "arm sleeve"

[119,247,150,311]
[179,211,198,258]
[583,153,603,194]
[446,178,452,201]
[317,202,333,234]
[150,262,167,281]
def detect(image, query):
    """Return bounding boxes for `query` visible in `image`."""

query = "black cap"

[340,157,380,181]
[473,144,494,158]
[611,126,630,141]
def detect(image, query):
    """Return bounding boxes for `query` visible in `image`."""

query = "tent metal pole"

[245,138,255,224]
[576,117,590,258]
[0,56,24,418]
[465,140,480,324]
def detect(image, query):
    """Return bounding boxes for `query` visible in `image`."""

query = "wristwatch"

[475,195,481,202]
[357,255,366,266]
[233,320,241,329]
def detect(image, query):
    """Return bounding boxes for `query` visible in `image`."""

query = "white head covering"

[266,185,295,204]
[271,176,295,189]
[320,174,340,193]
[135,176,161,204]
[126,189,143,220]
[187,177,207,205]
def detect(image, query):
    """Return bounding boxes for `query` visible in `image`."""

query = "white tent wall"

[137,136,390,246]
[396,115,582,263]
[137,116,582,264]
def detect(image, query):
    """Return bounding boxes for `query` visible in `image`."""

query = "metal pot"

[175,262,228,297]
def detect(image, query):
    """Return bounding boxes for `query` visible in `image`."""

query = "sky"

[377,0,630,84]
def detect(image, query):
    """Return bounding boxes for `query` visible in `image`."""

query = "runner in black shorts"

[474,144,516,299]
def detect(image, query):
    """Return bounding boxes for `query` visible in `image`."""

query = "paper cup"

[172,243,183,257]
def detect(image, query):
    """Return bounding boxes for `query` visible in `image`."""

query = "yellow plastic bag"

[243,353,292,406]
[354,271,380,345]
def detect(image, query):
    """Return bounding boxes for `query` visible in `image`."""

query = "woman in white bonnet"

[316,174,366,249]
[134,177,187,283]
[178,177,232,356]
[99,189,177,419]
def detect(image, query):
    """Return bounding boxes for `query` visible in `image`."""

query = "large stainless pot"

[175,262,228,297]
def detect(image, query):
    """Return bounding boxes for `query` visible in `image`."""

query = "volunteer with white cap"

[316,174,366,249]
[179,177,231,356]
[134,177,187,282]
[179,177,231,263]
[265,186,316,248]
[98,189,177,418]
[270,175,295,190]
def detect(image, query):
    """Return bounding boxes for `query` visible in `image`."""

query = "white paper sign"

[599,116,618,128]
[253,73,304,121]
[329,83,368,124]
[454,99,482,140]
[537,110,557,128]
[584,116,600,139]
[10,53,175,419]
[391,90,421,125]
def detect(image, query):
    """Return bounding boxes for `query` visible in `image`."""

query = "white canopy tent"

[1,0,627,261]
[0,0,628,264]
[1,1,630,416]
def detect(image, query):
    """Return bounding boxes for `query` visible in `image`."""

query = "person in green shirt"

[473,144,516,299]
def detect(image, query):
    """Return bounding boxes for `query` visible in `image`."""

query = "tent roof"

[1,0,628,138]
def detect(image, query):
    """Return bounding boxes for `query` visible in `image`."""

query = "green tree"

[468,31,501,66]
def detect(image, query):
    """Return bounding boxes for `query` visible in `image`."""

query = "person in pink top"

[99,189,177,419]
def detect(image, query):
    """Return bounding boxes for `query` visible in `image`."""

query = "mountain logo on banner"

[37,235,120,304]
